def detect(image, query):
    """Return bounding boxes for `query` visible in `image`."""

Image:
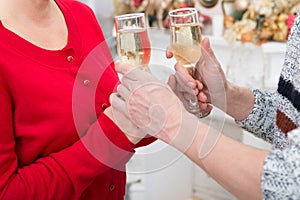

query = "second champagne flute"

[169,8,205,118]
[169,7,202,72]
[114,13,151,71]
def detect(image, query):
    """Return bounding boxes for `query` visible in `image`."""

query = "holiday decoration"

[223,0,300,44]
[113,0,202,30]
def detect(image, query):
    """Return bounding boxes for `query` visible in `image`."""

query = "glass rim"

[168,7,198,17]
[114,12,145,20]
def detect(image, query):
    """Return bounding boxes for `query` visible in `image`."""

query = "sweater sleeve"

[261,128,300,199]
[235,89,278,144]
[0,2,157,198]
[0,74,136,200]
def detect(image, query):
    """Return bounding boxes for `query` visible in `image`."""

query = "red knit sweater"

[0,0,155,199]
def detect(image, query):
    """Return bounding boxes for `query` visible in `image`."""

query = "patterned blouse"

[236,14,300,199]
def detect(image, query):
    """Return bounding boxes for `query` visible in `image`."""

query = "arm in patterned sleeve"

[236,89,278,144]
[261,128,300,199]
[236,13,300,149]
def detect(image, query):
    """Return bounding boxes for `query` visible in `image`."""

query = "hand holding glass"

[114,13,151,71]
[169,8,205,118]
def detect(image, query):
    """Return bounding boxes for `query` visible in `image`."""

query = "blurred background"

[81,0,223,40]
[79,1,299,200]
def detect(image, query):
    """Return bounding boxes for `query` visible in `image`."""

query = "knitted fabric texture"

[236,14,300,199]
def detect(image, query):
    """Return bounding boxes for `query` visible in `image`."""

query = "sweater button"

[67,55,74,62]
[101,103,108,110]
[83,80,90,86]
[109,184,115,191]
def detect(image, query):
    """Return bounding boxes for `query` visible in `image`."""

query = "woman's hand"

[104,106,143,144]
[194,38,228,111]
[110,64,200,150]
[166,46,213,116]
[194,38,255,120]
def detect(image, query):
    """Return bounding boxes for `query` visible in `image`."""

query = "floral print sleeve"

[261,128,300,199]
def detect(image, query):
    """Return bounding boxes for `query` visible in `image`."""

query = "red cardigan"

[0,0,155,199]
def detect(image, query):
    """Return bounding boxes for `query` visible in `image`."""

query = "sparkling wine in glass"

[169,8,205,118]
[114,13,151,71]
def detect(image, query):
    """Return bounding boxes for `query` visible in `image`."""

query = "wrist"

[104,106,142,145]
[224,82,255,121]
[159,110,201,153]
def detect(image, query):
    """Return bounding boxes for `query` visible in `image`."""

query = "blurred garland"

[223,0,300,44]
[113,0,197,29]
[113,0,196,14]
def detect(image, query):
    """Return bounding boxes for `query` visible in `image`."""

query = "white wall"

[80,0,115,18]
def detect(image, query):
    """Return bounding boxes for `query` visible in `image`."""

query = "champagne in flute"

[169,8,205,118]
[115,13,151,71]
[170,24,202,71]
[169,8,202,74]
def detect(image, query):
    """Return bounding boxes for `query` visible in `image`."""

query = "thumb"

[201,38,211,53]
[115,62,136,75]
[167,74,176,91]
[201,38,218,63]
[165,46,173,59]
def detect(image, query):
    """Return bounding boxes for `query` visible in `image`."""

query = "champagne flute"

[114,13,151,71]
[169,8,205,118]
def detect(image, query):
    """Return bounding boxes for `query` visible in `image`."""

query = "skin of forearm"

[222,82,255,121]
[184,123,270,200]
